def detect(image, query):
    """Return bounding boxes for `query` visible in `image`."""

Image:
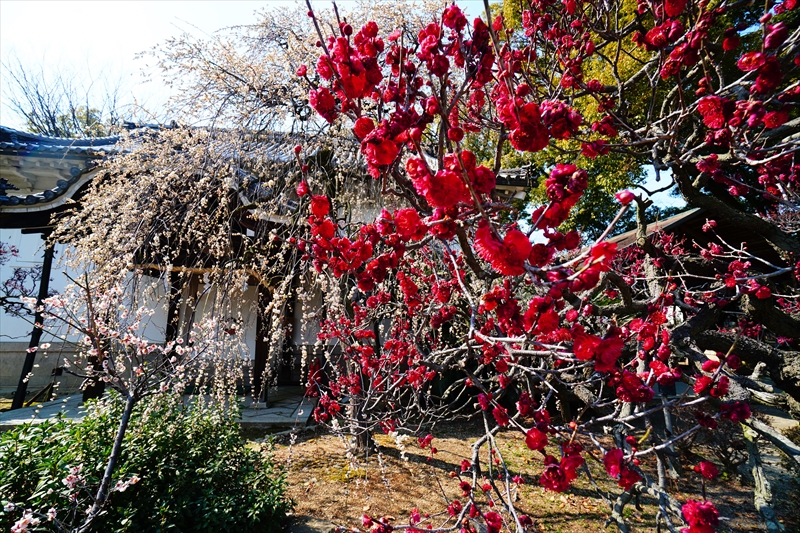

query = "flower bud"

[447,127,464,142]
[615,190,635,204]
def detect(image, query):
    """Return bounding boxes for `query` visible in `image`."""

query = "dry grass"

[266,418,797,532]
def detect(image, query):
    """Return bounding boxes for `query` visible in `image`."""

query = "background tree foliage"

[476,0,651,238]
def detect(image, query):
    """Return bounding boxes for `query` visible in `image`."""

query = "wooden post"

[11,236,54,410]
[253,286,271,402]
[165,270,182,343]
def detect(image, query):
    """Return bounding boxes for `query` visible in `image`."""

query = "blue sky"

[1,1,293,127]
[0,0,489,128]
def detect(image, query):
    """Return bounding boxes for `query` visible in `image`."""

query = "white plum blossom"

[11,510,40,533]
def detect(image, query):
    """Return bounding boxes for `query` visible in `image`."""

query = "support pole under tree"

[11,235,55,410]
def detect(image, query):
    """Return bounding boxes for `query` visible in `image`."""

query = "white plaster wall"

[0,228,79,344]
[132,274,169,344]
[193,282,257,360]
[0,228,85,393]
[0,230,267,395]
[0,230,174,345]
[293,277,323,346]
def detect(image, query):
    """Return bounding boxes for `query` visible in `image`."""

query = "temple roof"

[0,124,535,224]
[0,125,119,155]
[607,208,704,248]
[0,126,115,213]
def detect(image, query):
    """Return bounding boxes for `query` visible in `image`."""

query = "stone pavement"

[285,516,338,533]
[0,387,315,431]
[0,395,87,431]
[240,387,317,430]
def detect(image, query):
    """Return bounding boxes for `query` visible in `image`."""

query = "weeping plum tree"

[44,0,800,531]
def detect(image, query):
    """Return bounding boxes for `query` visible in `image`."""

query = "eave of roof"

[607,207,704,248]
[0,126,119,155]
[0,124,536,215]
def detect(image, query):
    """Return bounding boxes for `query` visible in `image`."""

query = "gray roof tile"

[1,125,533,209]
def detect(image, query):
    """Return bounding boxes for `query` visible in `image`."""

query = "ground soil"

[266,416,799,533]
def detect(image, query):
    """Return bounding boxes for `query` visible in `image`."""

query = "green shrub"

[0,393,292,532]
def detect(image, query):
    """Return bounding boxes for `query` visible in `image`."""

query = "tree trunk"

[694,331,800,403]
[742,424,785,533]
[75,393,136,533]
